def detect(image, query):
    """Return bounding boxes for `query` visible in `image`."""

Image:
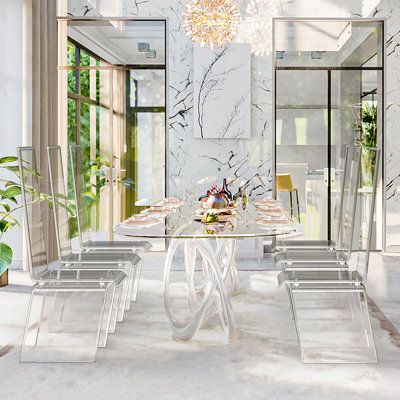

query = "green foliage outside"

[356,102,378,187]
[67,41,108,237]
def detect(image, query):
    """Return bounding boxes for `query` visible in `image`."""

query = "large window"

[67,40,111,234]
[59,19,167,241]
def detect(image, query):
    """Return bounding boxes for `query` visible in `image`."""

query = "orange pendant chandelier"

[182,0,241,49]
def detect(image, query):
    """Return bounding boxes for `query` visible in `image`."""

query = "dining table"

[115,200,296,342]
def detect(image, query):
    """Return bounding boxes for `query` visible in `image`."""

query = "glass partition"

[274,19,384,248]
[125,68,166,215]
[276,70,328,239]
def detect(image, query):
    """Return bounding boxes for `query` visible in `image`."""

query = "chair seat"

[279,260,349,272]
[277,240,335,250]
[275,250,347,265]
[277,270,363,287]
[82,240,152,252]
[36,269,127,287]
[63,252,141,266]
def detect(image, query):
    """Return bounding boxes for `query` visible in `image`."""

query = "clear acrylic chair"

[69,144,151,303]
[46,145,140,319]
[277,145,349,252]
[276,145,361,270]
[18,146,126,362]
[277,147,380,363]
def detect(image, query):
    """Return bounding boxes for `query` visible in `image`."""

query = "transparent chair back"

[355,147,380,282]
[287,147,380,363]
[330,145,349,246]
[18,146,121,362]
[18,147,49,281]
[336,145,362,260]
[69,144,92,247]
[47,145,73,260]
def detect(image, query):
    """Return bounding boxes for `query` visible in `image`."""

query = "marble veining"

[66,0,274,201]
[194,44,251,139]
[65,0,400,245]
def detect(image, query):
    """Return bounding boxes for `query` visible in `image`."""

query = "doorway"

[58,18,167,240]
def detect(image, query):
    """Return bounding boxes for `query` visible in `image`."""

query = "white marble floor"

[1,252,400,400]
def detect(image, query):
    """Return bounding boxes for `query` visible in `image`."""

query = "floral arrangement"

[202,185,230,210]
[202,209,219,223]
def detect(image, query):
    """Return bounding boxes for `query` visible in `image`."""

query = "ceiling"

[68,20,166,65]
[275,20,352,52]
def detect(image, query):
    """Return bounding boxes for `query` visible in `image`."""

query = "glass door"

[276,69,329,240]
[274,19,384,248]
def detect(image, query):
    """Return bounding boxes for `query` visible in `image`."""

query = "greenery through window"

[67,40,109,237]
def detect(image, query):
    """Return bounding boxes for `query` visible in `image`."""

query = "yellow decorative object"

[182,0,241,49]
[202,209,219,223]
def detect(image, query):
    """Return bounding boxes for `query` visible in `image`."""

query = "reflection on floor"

[1,253,400,399]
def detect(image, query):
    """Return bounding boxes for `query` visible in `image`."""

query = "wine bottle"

[241,188,248,210]
[222,178,233,201]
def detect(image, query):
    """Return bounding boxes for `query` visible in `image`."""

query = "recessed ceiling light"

[311,51,324,59]
[145,50,157,59]
[138,42,150,52]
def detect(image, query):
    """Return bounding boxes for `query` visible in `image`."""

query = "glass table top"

[115,202,297,239]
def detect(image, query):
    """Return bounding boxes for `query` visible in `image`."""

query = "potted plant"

[0,151,110,287]
[0,156,58,287]
[0,156,23,286]
[356,102,378,187]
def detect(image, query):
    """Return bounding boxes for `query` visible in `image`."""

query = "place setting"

[115,197,184,234]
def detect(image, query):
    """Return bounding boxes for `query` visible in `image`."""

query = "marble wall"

[373,0,400,248]
[64,0,400,248]
[66,0,276,200]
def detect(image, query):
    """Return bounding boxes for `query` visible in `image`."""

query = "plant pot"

[0,270,8,287]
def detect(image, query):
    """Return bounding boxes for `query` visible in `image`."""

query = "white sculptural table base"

[163,238,239,341]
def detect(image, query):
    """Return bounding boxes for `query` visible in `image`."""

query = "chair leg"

[289,287,377,363]
[358,289,378,361]
[117,275,129,322]
[21,285,107,362]
[122,265,133,312]
[20,290,36,362]
[295,188,301,223]
[116,280,128,322]
[132,251,145,302]
[287,286,301,349]
[109,284,120,334]
[98,285,116,348]
[126,265,137,311]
